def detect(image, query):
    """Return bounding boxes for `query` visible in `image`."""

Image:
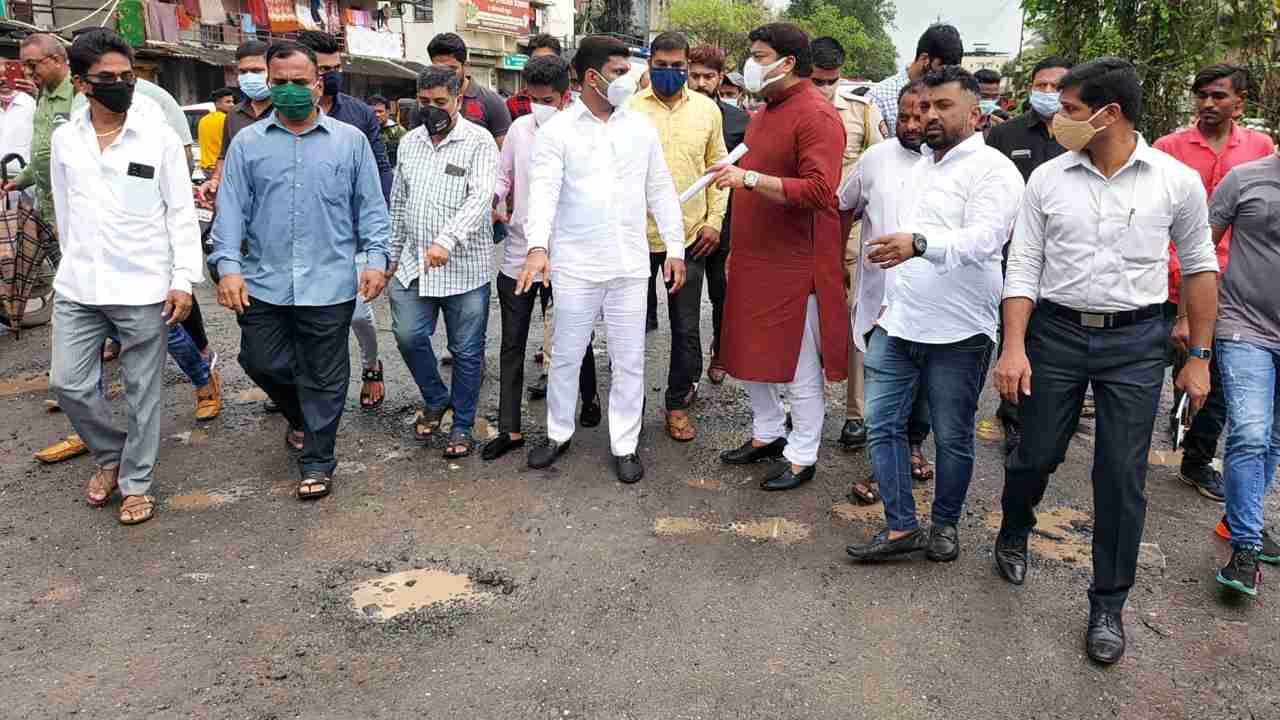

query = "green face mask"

[271,82,315,121]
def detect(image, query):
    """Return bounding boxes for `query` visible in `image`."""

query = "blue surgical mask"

[238,71,271,101]
[1029,90,1061,118]
[650,67,687,98]
[979,99,999,115]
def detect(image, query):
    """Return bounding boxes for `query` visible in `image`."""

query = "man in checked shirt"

[387,66,499,460]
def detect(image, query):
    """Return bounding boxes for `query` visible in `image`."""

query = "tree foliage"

[787,0,898,80]
[1021,0,1280,140]
[662,0,774,66]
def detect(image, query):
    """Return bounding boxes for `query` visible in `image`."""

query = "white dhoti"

[546,276,647,455]
[742,294,825,467]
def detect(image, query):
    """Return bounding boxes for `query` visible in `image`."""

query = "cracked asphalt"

[1,281,1276,719]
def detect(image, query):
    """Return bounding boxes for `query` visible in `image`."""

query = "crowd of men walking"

[7,17,1280,668]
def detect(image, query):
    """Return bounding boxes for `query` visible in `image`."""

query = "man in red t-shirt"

[1153,64,1275,503]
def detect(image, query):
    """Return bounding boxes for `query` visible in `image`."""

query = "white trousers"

[742,294,825,467]
[547,276,647,455]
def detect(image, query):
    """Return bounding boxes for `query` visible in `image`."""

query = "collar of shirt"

[633,87,689,112]
[41,74,74,104]
[569,99,633,126]
[921,131,986,168]
[765,79,810,107]
[406,116,469,150]
[1184,122,1244,151]
[70,101,150,142]
[265,110,332,137]
[1060,132,1158,180]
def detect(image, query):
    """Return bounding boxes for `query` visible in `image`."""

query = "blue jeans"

[1218,340,1280,551]
[390,279,490,435]
[865,328,993,532]
[112,326,209,387]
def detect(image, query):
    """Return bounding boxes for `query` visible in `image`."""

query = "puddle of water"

[985,507,1092,564]
[685,476,722,491]
[170,428,210,445]
[41,585,79,603]
[976,417,1003,443]
[237,388,269,403]
[350,568,495,621]
[654,517,710,536]
[166,485,255,511]
[0,373,49,397]
[832,487,933,524]
[729,518,811,543]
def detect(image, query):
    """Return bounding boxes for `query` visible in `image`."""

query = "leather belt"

[1039,300,1163,329]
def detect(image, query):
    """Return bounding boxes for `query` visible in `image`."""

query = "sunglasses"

[811,78,840,87]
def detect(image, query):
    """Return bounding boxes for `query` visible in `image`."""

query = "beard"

[897,132,923,153]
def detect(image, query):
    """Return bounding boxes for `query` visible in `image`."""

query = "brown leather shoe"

[194,368,222,421]
[35,434,89,464]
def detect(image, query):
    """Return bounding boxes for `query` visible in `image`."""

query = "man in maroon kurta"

[712,23,849,491]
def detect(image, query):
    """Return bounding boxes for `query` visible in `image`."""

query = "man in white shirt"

[387,65,498,461]
[0,85,34,202]
[838,80,934,504]
[519,35,686,484]
[48,30,202,526]
[993,58,1219,665]
[484,55,600,462]
[846,66,1023,564]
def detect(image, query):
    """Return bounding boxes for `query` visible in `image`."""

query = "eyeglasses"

[21,55,55,71]
[271,78,315,87]
[811,78,839,87]
[84,72,136,85]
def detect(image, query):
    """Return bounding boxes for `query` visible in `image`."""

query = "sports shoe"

[1217,548,1261,597]
[1214,517,1280,565]
[1179,464,1226,502]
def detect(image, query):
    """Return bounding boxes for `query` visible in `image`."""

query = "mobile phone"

[3,61,26,91]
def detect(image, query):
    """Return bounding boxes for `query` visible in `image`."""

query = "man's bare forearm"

[1181,271,1217,348]
[1001,297,1035,352]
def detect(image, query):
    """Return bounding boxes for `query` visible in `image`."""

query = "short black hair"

[898,79,926,102]
[1031,55,1072,80]
[418,65,462,95]
[296,30,341,55]
[649,31,689,57]
[810,36,845,71]
[747,23,812,78]
[367,94,389,108]
[236,39,269,61]
[1192,64,1250,96]
[572,35,630,79]
[527,33,562,56]
[974,68,1001,85]
[266,41,317,70]
[915,23,963,66]
[922,65,979,98]
[523,55,571,93]
[428,33,468,64]
[68,28,134,77]
[1059,56,1142,122]
[211,87,236,102]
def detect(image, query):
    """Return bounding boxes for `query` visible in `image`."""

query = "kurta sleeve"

[780,110,843,210]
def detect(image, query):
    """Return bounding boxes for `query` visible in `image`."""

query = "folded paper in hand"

[680,144,749,204]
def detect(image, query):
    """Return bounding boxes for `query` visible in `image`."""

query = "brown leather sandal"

[360,361,385,409]
[848,480,881,505]
[707,357,727,384]
[910,445,934,482]
[664,409,696,442]
[285,427,304,452]
[118,495,155,525]
[86,466,119,507]
[414,406,447,442]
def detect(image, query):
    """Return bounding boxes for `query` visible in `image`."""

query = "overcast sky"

[888,0,1026,67]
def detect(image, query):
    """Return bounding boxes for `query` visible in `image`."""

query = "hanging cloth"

[248,0,270,28]
[181,0,199,19]
[294,0,317,29]
[151,1,180,42]
[116,0,147,46]
[175,5,193,31]
[198,0,224,25]
[266,0,299,32]
[240,12,256,33]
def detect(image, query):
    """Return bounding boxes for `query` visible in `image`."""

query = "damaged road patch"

[350,568,495,621]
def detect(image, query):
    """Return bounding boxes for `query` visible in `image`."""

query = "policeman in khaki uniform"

[810,37,885,452]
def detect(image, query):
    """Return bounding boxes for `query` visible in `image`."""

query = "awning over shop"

[140,42,236,67]
[344,55,419,80]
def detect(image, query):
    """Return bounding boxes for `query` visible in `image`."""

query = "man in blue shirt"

[210,41,390,501]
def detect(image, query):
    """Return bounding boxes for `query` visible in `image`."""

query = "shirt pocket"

[431,167,469,211]
[317,160,352,205]
[1121,213,1173,265]
[111,170,162,216]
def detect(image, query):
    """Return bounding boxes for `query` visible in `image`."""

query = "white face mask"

[743,57,786,94]
[591,68,638,108]
[531,102,558,125]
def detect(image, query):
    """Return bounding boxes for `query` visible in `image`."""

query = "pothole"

[985,507,1092,564]
[351,569,495,621]
[0,373,49,397]
[832,487,933,524]
[653,516,811,544]
[166,485,256,511]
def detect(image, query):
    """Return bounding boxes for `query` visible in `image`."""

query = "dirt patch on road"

[350,568,496,621]
[0,373,48,397]
[985,507,1092,564]
[654,515,811,544]
[832,487,933,524]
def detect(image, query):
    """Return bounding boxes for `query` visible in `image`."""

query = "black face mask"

[91,80,135,114]
[420,104,453,136]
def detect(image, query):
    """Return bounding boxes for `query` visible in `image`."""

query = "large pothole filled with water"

[351,568,496,621]
[322,558,517,630]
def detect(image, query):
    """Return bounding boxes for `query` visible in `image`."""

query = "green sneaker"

[1217,548,1261,597]
[1261,529,1280,565]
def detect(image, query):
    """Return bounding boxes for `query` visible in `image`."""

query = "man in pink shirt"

[1154,64,1275,504]
[484,55,600,462]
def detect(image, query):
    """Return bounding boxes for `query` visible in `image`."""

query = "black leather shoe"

[1002,420,1023,457]
[994,530,1029,585]
[720,438,786,465]
[839,419,867,450]
[614,453,644,484]
[926,523,960,562]
[846,527,926,561]
[761,463,815,491]
[481,433,524,462]
[527,375,548,400]
[580,395,602,428]
[1086,609,1126,665]
[528,439,571,469]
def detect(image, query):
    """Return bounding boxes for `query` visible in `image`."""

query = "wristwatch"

[911,233,928,258]
[743,170,760,189]
[1188,347,1213,360]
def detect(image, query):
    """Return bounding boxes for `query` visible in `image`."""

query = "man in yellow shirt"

[626,31,728,442]
[197,88,235,173]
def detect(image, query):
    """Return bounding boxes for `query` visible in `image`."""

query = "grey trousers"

[351,259,379,369]
[50,297,167,496]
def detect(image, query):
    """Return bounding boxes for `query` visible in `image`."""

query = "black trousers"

[1001,309,1167,613]
[705,236,729,358]
[238,298,355,476]
[649,250,706,411]
[1165,302,1227,470]
[495,274,597,434]
[181,295,209,352]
